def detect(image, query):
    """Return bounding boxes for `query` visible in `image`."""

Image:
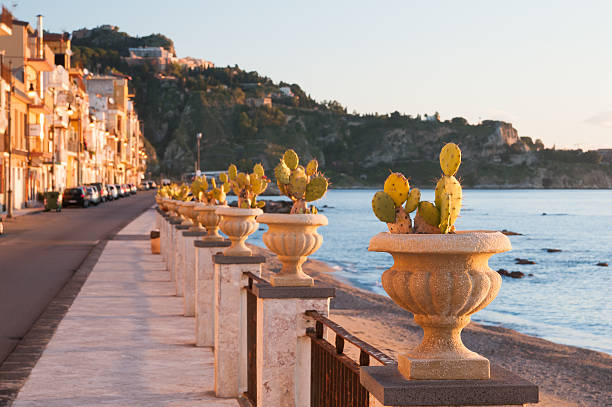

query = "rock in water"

[515,258,536,265]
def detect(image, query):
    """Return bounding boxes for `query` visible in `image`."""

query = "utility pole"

[196,132,202,175]
[6,60,12,218]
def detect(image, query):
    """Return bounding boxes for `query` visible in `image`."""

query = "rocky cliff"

[71,26,612,189]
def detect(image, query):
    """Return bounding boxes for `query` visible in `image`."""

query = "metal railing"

[244,272,267,405]
[306,310,395,407]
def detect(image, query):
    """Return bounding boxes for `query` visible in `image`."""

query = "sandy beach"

[250,245,612,407]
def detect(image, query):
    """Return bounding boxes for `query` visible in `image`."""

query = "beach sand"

[250,245,612,407]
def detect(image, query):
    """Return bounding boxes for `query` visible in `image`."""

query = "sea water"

[251,189,612,354]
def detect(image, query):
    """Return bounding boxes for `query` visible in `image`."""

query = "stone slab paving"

[13,210,239,407]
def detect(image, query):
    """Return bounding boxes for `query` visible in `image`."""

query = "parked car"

[88,183,108,202]
[107,185,118,200]
[116,184,127,197]
[62,187,91,208]
[129,184,137,194]
[88,186,101,205]
[148,180,157,189]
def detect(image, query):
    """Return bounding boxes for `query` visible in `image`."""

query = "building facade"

[0,11,146,214]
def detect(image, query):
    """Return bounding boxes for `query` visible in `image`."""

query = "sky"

[13,0,612,149]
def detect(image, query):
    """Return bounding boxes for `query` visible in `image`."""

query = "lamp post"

[196,132,202,175]
[48,87,56,191]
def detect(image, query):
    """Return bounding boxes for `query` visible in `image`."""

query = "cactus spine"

[274,149,329,213]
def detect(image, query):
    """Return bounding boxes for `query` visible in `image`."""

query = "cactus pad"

[289,167,308,198]
[306,159,319,176]
[372,191,396,223]
[228,164,238,180]
[219,173,228,183]
[383,172,410,207]
[404,188,420,213]
[440,142,461,177]
[283,149,299,170]
[418,201,440,227]
[274,161,291,184]
[253,163,265,177]
[305,175,328,202]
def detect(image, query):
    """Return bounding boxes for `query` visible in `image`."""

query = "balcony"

[28,123,43,140]
[26,44,54,72]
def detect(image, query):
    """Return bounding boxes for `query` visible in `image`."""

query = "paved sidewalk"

[13,209,239,406]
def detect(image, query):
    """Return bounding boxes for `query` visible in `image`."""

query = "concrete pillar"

[158,210,167,263]
[251,284,334,407]
[194,240,230,347]
[181,231,207,316]
[213,253,265,398]
[173,224,189,296]
[167,218,182,281]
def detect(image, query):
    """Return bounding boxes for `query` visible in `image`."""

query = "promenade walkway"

[13,209,239,406]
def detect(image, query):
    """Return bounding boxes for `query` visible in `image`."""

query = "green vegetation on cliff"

[72,26,612,188]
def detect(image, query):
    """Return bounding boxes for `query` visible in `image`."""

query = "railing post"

[194,239,230,347]
[251,283,335,407]
[180,230,207,316]
[212,253,265,398]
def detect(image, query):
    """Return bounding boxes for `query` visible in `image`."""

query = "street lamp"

[196,132,202,175]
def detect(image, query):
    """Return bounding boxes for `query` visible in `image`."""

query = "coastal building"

[176,56,213,70]
[0,12,146,214]
[125,46,175,70]
[245,96,272,108]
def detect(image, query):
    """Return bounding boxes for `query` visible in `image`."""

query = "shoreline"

[250,244,612,407]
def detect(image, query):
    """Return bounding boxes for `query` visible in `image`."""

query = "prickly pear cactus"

[227,163,270,209]
[191,174,228,205]
[274,149,329,214]
[371,142,463,234]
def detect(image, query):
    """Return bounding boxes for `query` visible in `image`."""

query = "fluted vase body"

[217,207,263,256]
[166,200,181,222]
[194,204,227,241]
[185,202,204,231]
[177,201,195,227]
[257,213,328,287]
[368,231,511,380]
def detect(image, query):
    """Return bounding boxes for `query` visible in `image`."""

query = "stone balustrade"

[154,202,539,407]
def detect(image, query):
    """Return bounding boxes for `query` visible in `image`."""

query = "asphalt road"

[0,190,155,364]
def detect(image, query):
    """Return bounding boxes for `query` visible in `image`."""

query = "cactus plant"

[227,163,270,209]
[274,149,329,214]
[191,175,229,205]
[371,142,463,234]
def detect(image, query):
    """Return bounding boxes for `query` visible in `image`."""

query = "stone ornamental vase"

[368,231,511,380]
[166,200,180,221]
[185,202,204,232]
[256,213,328,287]
[216,207,263,257]
[177,201,195,227]
[194,203,227,241]
[159,197,170,212]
